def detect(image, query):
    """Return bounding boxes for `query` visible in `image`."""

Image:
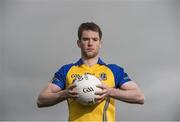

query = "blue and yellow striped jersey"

[52,58,131,121]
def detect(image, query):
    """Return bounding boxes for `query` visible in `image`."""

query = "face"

[77,30,102,59]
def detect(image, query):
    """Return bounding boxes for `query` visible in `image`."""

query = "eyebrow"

[82,37,99,40]
[82,37,90,40]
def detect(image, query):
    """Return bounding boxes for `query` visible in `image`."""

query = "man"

[37,22,144,121]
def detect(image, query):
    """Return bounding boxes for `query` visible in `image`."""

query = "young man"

[37,22,145,121]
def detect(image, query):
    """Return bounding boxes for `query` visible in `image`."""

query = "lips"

[86,48,94,52]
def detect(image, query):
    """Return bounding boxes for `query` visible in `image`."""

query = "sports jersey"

[52,58,131,121]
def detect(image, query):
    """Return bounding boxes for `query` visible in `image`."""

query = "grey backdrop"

[0,0,180,121]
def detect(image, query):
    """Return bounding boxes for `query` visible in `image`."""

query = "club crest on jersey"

[99,73,107,80]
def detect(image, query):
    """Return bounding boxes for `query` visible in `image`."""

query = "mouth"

[86,48,94,52]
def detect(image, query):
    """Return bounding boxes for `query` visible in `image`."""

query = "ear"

[77,40,81,48]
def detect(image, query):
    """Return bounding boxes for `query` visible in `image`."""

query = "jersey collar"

[74,58,106,66]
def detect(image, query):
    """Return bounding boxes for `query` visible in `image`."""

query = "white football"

[73,74,102,105]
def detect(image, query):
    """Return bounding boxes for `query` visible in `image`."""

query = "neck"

[81,56,99,67]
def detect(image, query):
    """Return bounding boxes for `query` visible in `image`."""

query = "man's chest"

[66,65,115,88]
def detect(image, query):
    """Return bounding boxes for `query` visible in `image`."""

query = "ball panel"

[74,74,102,105]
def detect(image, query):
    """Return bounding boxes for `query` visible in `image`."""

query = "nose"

[88,39,93,46]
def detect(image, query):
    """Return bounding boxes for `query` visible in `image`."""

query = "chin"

[84,53,98,59]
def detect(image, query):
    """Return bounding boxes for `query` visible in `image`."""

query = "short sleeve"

[107,64,131,88]
[52,64,73,89]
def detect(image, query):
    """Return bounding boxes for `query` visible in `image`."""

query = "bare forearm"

[37,90,67,107]
[109,88,144,104]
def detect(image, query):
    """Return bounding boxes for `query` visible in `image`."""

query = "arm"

[109,81,144,104]
[37,82,77,108]
[96,81,145,104]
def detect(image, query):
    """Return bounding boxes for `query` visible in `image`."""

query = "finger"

[68,94,79,98]
[96,84,106,89]
[95,96,104,103]
[95,99,103,104]
[68,90,78,95]
[95,92,107,100]
[95,89,107,95]
[68,90,79,98]
[68,84,77,90]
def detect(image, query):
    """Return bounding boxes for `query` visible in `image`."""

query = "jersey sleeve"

[52,64,73,89]
[107,64,131,88]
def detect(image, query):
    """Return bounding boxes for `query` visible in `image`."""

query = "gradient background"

[0,0,180,121]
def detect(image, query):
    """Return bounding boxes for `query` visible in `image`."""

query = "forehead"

[81,30,99,38]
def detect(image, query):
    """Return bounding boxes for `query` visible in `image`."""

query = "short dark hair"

[78,22,102,40]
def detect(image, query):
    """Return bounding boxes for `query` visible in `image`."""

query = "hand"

[65,84,78,99]
[95,83,111,103]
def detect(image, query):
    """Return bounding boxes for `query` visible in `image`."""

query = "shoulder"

[106,64,126,78]
[61,63,74,69]
[55,63,74,77]
[57,63,74,72]
[106,64,124,72]
[106,64,132,88]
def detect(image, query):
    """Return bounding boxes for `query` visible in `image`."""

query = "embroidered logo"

[99,73,107,81]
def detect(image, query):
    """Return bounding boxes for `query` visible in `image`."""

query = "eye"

[82,38,90,41]
[93,38,98,41]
